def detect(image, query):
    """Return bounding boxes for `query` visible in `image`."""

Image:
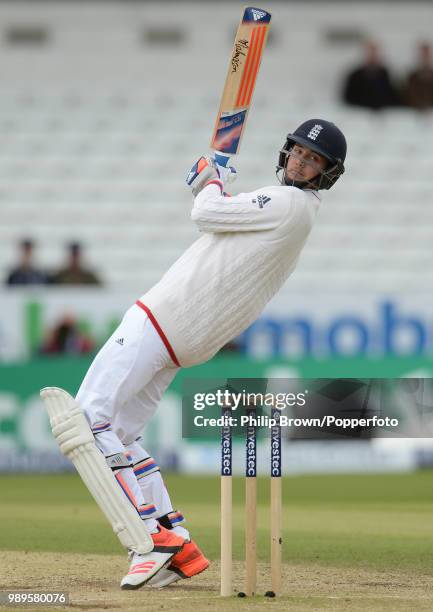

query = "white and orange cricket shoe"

[146,539,210,588]
[120,526,185,590]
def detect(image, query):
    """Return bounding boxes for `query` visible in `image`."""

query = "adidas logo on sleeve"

[253,194,271,208]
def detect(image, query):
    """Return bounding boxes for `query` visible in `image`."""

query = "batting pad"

[40,387,153,554]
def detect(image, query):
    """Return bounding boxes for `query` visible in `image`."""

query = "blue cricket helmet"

[277,119,347,190]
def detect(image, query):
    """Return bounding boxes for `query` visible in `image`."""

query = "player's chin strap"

[275,166,320,191]
[276,145,322,190]
[276,151,345,191]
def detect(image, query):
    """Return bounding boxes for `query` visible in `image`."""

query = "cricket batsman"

[41,119,346,589]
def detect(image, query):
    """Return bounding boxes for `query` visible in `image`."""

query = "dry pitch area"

[2,551,433,612]
[3,473,433,611]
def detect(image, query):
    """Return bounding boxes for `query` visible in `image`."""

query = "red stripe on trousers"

[135,300,181,367]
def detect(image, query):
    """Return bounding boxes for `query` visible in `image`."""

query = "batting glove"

[215,160,237,185]
[186,155,236,197]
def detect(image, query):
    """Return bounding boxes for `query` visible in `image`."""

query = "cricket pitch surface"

[2,551,433,612]
[3,473,433,611]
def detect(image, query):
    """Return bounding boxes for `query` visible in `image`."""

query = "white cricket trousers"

[75,303,181,532]
[76,303,178,445]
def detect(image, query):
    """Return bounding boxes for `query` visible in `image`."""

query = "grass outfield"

[2,472,433,610]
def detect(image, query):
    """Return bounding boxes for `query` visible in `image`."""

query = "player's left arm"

[186,154,306,234]
[191,181,297,234]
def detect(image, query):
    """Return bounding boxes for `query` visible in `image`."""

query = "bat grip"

[214,152,230,167]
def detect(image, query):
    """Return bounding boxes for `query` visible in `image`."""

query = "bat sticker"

[213,110,247,155]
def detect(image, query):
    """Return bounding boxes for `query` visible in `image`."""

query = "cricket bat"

[211,6,271,167]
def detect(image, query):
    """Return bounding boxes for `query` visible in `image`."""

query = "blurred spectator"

[402,41,433,110]
[342,40,400,110]
[4,238,48,286]
[220,339,241,353]
[50,242,102,286]
[40,315,94,354]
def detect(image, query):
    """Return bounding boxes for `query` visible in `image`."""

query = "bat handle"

[214,152,230,167]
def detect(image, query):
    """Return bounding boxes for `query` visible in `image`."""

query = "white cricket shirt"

[139,181,321,367]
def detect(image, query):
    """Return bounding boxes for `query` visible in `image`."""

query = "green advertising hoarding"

[1,354,433,454]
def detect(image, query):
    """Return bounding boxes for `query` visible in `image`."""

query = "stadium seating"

[1,1,432,293]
